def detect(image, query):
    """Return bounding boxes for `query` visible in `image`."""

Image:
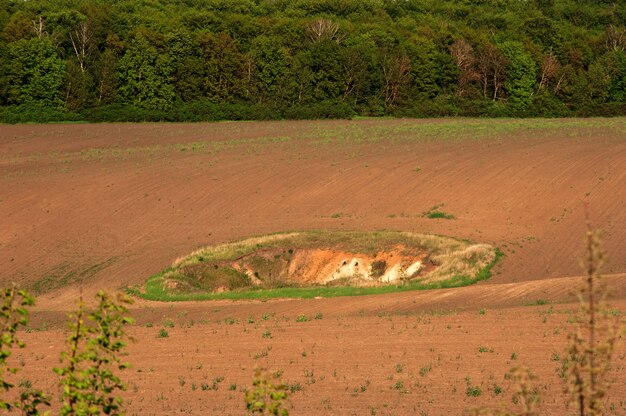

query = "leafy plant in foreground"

[469,221,623,416]
[0,285,49,414]
[55,291,134,415]
[508,366,540,415]
[563,223,623,416]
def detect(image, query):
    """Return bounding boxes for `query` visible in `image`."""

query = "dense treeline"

[0,0,625,122]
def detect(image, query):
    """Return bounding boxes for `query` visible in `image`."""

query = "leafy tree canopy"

[0,0,625,121]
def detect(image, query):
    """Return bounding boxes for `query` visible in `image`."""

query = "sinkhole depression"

[136,231,500,300]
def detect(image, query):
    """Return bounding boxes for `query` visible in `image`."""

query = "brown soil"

[1,119,625,415]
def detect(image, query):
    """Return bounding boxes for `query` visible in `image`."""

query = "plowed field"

[1,119,625,415]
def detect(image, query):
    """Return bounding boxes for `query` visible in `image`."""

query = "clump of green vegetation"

[423,204,455,220]
[393,380,406,392]
[427,211,455,219]
[288,382,302,394]
[244,368,289,415]
[295,314,309,323]
[465,377,482,398]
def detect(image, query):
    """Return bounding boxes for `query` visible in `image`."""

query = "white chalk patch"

[405,261,423,277]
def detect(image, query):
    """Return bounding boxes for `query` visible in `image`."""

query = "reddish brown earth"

[0,119,625,415]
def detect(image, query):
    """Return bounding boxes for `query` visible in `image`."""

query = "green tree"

[407,37,440,100]
[586,60,612,103]
[65,58,93,111]
[199,32,246,101]
[0,41,8,105]
[175,54,206,102]
[297,39,344,102]
[250,35,291,104]
[169,31,205,102]
[559,57,613,109]
[6,37,65,106]
[340,34,379,108]
[608,51,626,102]
[523,16,560,49]
[117,36,175,110]
[500,41,536,111]
[1,10,36,43]
[93,35,122,105]
[381,48,412,109]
